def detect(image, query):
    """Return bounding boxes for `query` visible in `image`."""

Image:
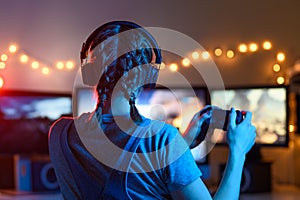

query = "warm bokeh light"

[169,63,178,72]
[214,48,222,56]
[238,44,247,53]
[172,118,181,129]
[273,64,280,72]
[249,43,258,52]
[0,76,4,88]
[160,62,166,70]
[31,61,39,69]
[277,52,285,62]
[9,44,18,53]
[192,51,200,60]
[0,62,5,69]
[226,50,235,58]
[1,54,8,61]
[42,67,50,75]
[277,76,285,84]
[56,61,64,70]
[263,41,272,50]
[182,58,190,67]
[289,124,295,133]
[202,51,210,60]
[66,61,75,69]
[20,54,29,63]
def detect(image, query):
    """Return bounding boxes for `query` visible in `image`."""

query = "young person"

[49,20,256,200]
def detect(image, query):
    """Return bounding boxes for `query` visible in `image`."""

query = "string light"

[42,67,50,75]
[214,48,223,57]
[1,54,8,61]
[56,61,64,70]
[0,41,288,83]
[66,61,74,69]
[249,43,258,52]
[192,51,200,60]
[20,54,29,63]
[169,63,178,72]
[202,51,210,60]
[276,76,285,84]
[0,62,5,69]
[160,62,166,70]
[277,52,285,62]
[226,50,235,58]
[0,76,4,88]
[31,61,39,69]
[182,58,190,67]
[289,125,295,133]
[172,118,181,129]
[0,42,78,77]
[263,41,272,50]
[273,64,280,72]
[238,44,247,53]
[9,44,17,53]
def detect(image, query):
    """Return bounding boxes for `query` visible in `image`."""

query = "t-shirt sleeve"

[162,125,202,192]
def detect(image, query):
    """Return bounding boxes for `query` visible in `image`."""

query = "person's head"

[80,21,162,123]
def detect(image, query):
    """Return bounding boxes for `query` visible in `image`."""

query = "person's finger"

[199,105,212,116]
[229,107,237,129]
[198,113,211,124]
[210,105,222,110]
[241,111,252,125]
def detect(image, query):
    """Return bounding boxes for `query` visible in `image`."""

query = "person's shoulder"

[48,116,74,138]
[51,116,74,129]
[155,120,178,131]
[149,119,180,138]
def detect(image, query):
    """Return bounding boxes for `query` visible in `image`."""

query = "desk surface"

[0,184,299,200]
[240,184,300,200]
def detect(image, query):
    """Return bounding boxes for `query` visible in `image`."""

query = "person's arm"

[182,105,212,148]
[170,177,212,200]
[213,108,256,199]
[171,108,256,200]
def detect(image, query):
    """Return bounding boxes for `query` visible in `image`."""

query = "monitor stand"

[242,144,272,193]
[246,144,262,162]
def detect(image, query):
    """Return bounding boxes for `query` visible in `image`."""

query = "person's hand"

[183,105,214,149]
[226,108,256,158]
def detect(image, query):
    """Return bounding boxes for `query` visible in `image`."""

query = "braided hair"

[80,21,162,124]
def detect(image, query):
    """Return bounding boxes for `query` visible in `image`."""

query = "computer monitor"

[74,87,97,117]
[136,87,209,164]
[0,90,72,154]
[75,87,210,164]
[209,86,289,147]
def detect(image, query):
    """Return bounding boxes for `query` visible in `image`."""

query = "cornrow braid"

[81,21,161,124]
[129,93,143,124]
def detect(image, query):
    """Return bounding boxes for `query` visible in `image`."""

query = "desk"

[240,184,300,200]
[0,184,300,199]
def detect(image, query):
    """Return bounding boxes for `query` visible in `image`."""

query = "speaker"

[219,161,272,193]
[30,155,59,192]
[0,154,59,192]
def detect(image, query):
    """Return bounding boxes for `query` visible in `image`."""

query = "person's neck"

[105,95,130,116]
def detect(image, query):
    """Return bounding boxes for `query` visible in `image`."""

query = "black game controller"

[195,108,245,144]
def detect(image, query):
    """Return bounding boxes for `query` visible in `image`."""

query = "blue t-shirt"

[49,112,201,199]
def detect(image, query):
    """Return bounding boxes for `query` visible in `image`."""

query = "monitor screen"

[75,87,98,117]
[75,87,209,164]
[136,87,208,164]
[209,86,288,147]
[136,88,207,132]
[0,90,72,154]
[75,87,208,132]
